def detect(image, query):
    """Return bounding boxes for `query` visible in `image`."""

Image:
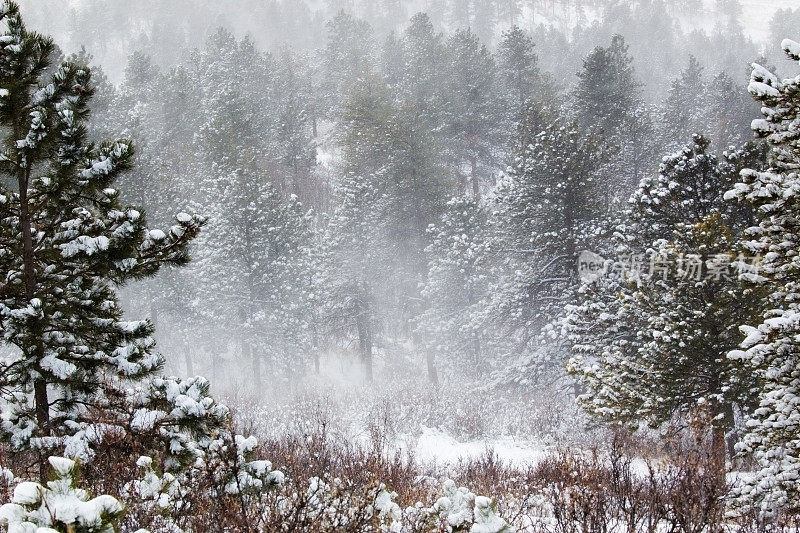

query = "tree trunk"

[33,378,49,479]
[470,154,480,197]
[243,341,260,391]
[19,171,50,482]
[472,335,482,372]
[711,423,727,487]
[710,402,730,488]
[425,350,438,386]
[184,345,193,376]
[357,313,373,382]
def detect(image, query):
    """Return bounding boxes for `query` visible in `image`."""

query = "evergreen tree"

[0,456,124,531]
[272,49,318,200]
[661,55,707,148]
[496,26,541,112]
[725,39,800,515]
[442,28,501,196]
[321,10,375,119]
[447,0,471,29]
[111,56,202,340]
[472,1,497,45]
[574,34,639,137]
[496,25,548,151]
[394,13,446,130]
[0,1,202,470]
[486,104,605,385]
[194,167,316,387]
[417,196,491,382]
[573,34,652,195]
[567,136,767,463]
[615,104,660,195]
[705,70,756,151]
[67,47,114,139]
[320,75,446,380]
[497,0,523,26]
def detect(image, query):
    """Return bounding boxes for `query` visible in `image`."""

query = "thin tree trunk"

[412,330,437,385]
[425,350,438,386]
[357,313,373,382]
[33,379,49,481]
[19,170,50,482]
[470,154,480,197]
[711,423,727,486]
[184,344,193,376]
[472,335,482,371]
[710,402,729,488]
[243,341,260,391]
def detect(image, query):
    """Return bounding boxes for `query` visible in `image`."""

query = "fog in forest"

[11,0,800,432]
[2,1,800,529]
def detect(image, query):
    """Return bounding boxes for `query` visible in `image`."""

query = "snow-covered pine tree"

[320,74,447,380]
[255,190,318,380]
[496,25,547,152]
[186,29,319,387]
[0,1,202,471]
[272,49,317,200]
[320,11,375,120]
[442,28,501,196]
[393,12,446,131]
[497,0,523,26]
[574,34,639,138]
[416,195,491,382]
[724,39,800,516]
[67,47,114,140]
[471,0,497,46]
[660,55,707,150]
[110,54,204,377]
[0,456,124,531]
[567,136,767,464]
[318,161,387,383]
[705,70,757,153]
[573,34,653,195]
[496,25,541,114]
[486,103,606,386]
[446,0,471,29]
[192,164,317,388]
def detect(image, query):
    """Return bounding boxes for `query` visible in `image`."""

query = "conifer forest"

[1,0,800,530]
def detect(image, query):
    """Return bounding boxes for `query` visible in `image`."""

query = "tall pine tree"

[0,1,202,469]
[567,136,767,464]
[725,39,800,516]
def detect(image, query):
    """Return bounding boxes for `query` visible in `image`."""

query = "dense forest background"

[2,1,800,530]
[7,0,795,396]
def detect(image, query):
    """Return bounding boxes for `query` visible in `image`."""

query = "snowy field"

[404,427,551,467]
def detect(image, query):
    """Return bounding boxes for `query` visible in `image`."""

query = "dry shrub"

[1,415,800,531]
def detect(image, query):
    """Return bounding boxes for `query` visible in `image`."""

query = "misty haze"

[0,0,799,531]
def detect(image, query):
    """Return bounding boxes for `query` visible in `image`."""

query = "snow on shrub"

[0,457,124,533]
[423,479,513,533]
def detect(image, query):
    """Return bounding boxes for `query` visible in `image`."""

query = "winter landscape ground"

[0,0,800,531]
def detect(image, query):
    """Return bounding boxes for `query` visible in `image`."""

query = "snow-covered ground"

[399,426,552,467]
